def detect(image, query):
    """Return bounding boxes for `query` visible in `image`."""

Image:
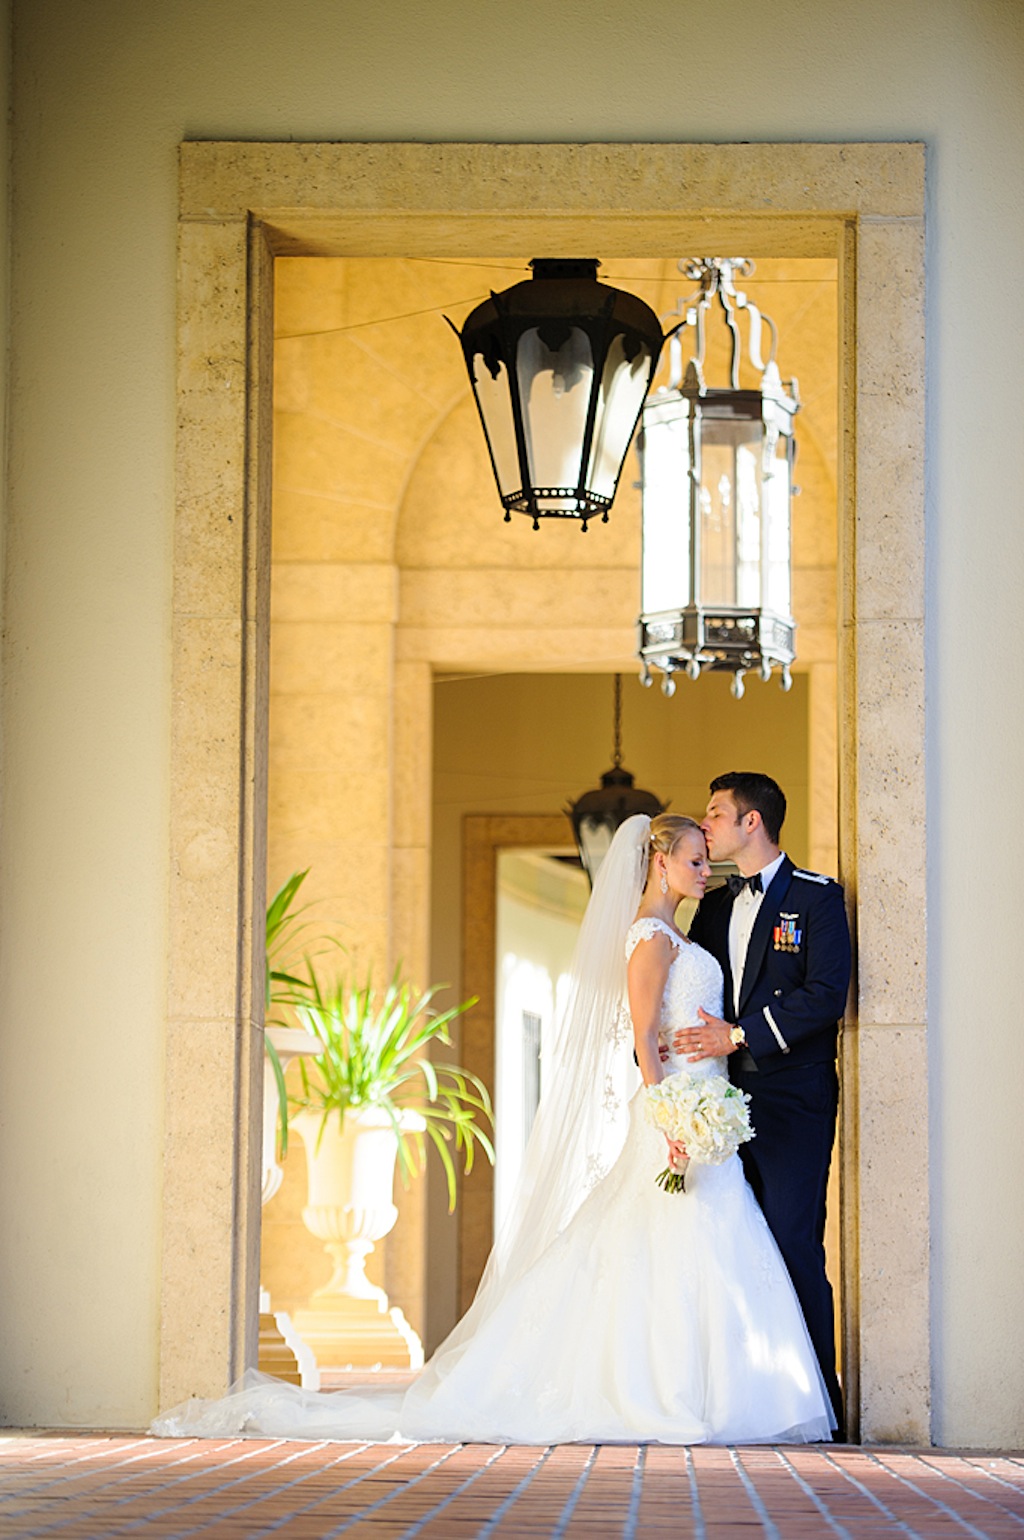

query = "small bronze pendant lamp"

[567,675,666,887]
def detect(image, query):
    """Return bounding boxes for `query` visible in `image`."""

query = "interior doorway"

[437,671,833,1350]
[494,848,589,1236]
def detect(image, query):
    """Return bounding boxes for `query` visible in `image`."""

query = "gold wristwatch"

[729,1024,747,1048]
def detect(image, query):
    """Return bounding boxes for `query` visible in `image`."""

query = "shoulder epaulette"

[792,868,830,885]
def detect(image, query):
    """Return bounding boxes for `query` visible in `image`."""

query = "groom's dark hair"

[710,771,786,844]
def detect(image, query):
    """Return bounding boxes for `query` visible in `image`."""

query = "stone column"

[160,214,273,1407]
[385,657,434,1337]
[846,215,929,1443]
[808,662,839,879]
[265,560,433,1341]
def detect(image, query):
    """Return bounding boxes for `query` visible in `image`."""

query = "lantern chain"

[612,674,623,769]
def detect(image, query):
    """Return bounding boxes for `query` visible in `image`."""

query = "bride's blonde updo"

[649,813,703,857]
[644,814,704,890]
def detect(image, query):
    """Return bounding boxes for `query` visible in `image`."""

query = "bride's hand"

[665,1136,688,1170]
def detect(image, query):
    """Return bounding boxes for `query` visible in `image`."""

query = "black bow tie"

[726,872,763,897]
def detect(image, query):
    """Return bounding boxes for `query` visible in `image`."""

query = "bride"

[153,814,834,1445]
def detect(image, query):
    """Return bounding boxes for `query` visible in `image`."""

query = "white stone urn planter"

[262,1027,321,1205]
[292,1106,426,1369]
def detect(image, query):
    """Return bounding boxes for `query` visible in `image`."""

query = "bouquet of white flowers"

[643,1071,754,1193]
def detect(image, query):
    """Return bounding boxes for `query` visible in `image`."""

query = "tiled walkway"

[1,1434,1023,1539]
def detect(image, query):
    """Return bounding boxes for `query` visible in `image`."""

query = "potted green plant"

[290,963,493,1211]
[265,874,494,1368]
[264,868,334,1158]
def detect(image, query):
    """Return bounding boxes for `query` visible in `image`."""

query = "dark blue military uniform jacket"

[688,855,851,1076]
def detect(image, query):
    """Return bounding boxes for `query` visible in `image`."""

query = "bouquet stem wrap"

[644,1070,754,1194]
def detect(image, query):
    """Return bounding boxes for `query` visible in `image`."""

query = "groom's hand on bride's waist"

[672,1009,738,1061]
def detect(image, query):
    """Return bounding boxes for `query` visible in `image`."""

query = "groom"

[673,771,851,1434]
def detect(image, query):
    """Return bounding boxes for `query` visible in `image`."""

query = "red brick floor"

[1,1433,1023,1538]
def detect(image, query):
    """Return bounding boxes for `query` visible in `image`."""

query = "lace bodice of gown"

[625,917,726,1082]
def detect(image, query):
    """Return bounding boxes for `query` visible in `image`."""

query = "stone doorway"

[166,142,927,1443]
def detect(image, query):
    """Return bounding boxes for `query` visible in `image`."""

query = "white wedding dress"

[153,918,833,1446]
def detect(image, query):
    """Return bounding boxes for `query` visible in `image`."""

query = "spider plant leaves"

[265,869,493,1208]
[264,869,347,1152]
[288,959,493,1211]
[264,868,315,1157]
[266,868,308,933]
[265,869,312,1009]
[264,1035,290,1159]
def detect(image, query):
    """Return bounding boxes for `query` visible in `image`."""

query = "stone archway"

[166,142,927,1443]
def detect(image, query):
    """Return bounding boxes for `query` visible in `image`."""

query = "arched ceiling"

[273,255,837,580]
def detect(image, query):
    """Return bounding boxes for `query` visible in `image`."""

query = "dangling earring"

[660,869,669,895]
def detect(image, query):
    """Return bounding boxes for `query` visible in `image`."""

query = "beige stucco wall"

[0,0,1021,1445]
[0,2,8,682]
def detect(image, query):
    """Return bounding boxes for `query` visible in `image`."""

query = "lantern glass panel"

[517,326,594,506]
[472,355,521,500]
[588,334,655,500]
[575,816,614,884]
[640,401,691,614]
[698,418,763,608]
[764,437,792,616]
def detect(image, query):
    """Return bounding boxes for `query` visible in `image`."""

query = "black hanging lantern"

[566,675,666,887]
[450,259,665,531]
[637,259,799,699]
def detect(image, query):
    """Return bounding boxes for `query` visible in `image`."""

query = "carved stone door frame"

[167,142,927,1442]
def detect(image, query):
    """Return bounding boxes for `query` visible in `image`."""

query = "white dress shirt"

[728,851,790,1053]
